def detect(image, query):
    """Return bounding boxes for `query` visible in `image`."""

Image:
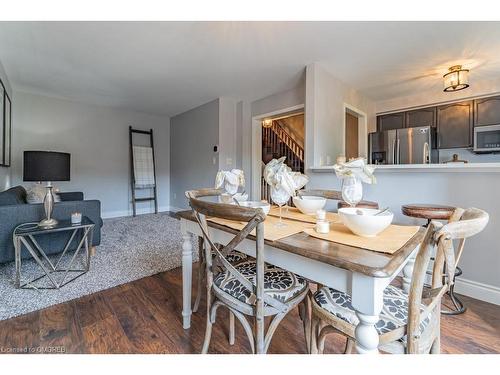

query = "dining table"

[177,208,425,354]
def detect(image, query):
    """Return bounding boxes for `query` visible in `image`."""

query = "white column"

[351,274,386,354]
[402,252,416,293]
[182,228,193,329]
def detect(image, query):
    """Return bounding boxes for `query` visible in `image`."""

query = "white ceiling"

[0,21,499,116]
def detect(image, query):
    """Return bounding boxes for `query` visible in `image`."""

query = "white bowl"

[338,207,393,237]
[219,193,248,204]
[239,201,271,215]
[292,196,327,215]
[233,193,248,203]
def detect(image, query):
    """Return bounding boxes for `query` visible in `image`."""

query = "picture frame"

[4,91,11,166]
[0,78,11,167]
[0,81,4,166]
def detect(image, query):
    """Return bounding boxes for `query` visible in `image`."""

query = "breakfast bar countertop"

[310,162,500,173]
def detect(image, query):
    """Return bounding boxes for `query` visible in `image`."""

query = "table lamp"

[23,151,71,228]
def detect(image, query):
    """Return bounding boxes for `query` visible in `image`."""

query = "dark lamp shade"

[23,151,71,182]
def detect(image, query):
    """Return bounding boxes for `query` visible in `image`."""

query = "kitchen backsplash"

[438,148,500,163]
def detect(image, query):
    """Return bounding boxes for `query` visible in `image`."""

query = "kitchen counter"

[310,163,500,173]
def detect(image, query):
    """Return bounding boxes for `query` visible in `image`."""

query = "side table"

[14,216,95,289]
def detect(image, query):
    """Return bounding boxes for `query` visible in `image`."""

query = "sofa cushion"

[26,184,61,204]
[0,186,27,206]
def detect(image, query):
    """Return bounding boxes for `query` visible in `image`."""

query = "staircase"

[261,120,304,202]
[262,120,304,172]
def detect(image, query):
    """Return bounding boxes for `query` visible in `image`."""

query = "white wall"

[218,97,239,170]
[169,98,220,210]
[11,91,170,218]
[305,62,376,169]
[242,74,306,198]
[0,59,12,190]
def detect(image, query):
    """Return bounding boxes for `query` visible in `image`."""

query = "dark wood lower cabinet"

[436,101,473,149]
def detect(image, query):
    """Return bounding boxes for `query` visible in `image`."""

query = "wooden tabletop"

[401,204,455,220]
[176,210,425,278]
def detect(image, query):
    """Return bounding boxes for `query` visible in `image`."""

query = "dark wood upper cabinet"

[405,107,436,128]
[436,101,473,149]
[377,112,405,131]
[474,95,500,127]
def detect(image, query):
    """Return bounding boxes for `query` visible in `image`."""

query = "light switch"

[226,158,232,165]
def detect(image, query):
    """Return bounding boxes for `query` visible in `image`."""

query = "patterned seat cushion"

[314,285,431,335]
[211,249,248,264]
[214,259,308,305]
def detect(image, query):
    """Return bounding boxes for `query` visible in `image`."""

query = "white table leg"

[351,274,385,354]
[182,232,193,329]
[402,252,416,293]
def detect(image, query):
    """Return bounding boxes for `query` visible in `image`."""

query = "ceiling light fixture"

[262,119,273,128]
[443,65,469,92]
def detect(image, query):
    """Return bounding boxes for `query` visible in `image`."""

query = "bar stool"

[401,203,465,315]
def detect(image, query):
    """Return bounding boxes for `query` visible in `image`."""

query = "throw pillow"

[0,186,28,206]
[26,184,61,204]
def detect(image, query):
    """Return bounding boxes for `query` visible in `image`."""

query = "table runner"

[207,210,420,254]
[268,206,340,224]
[303,223,420,254]
[207,215,314,242]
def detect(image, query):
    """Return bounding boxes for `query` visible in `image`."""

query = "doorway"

[343,104,368,161]
[251,104,305,201]
[345,112,359,160]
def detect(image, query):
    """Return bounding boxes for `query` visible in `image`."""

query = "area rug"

[0,212,196,321]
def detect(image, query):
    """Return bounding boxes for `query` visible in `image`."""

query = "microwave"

[474,124,500,153]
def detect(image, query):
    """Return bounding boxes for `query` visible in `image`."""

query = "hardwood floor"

[0,264,499,354]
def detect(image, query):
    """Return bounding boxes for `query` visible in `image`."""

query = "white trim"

[454,277,500,306]
[251,104,305,200]
[101,205,171,219]
[168,205,184,213]
[343,103,368,160]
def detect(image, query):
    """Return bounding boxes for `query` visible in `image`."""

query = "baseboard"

[454,277,500,306]
[102,206,171,219]
[168,206,185,213]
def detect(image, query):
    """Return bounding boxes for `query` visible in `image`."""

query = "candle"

[315,220,330,234]
[71,212,82,225]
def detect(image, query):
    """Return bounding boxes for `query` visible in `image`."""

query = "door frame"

[251,104,305,200]
[343,103,368,159]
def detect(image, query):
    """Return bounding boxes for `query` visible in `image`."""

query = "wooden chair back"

[298,189,343,201]
[185,188,287,312]
[406,207,489,352]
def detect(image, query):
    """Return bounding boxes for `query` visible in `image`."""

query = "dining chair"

[310,207,489,354]
[297,189,379,210]
[192,237,248,313]
[186,188,310,354]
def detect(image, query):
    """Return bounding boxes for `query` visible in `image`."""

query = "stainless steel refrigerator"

[369,126,438,165]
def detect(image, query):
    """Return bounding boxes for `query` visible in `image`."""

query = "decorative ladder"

[129,126,158,217]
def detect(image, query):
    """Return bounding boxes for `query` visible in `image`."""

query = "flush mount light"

[443,65,470,92]
[262,119,273,128]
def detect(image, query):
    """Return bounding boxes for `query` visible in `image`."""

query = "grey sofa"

[0,186,102,264]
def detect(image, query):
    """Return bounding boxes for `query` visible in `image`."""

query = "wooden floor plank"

[0,263,499,354]
[39,301,84,353]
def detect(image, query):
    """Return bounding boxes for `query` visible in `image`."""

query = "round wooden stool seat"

[337,200,379,210]
[401,204,455,221]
